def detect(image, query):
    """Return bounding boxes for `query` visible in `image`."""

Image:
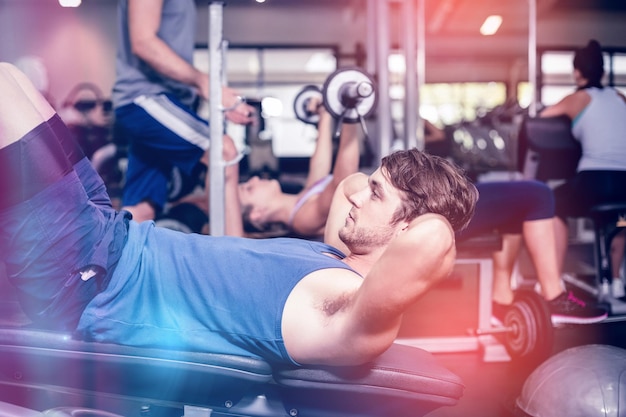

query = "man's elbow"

[130,37,153,60]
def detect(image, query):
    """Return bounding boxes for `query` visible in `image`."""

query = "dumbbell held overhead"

[293,85,323,125]
[323,67,376,124]
[293,67,377,127]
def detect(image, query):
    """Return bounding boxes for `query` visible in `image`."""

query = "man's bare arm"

[342,215,456,361]
[286,214,456,366]
[128,0,254,124]
[128,0,206,96]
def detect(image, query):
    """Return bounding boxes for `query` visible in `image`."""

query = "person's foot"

[612,277,625,298]
[548,291,608,325]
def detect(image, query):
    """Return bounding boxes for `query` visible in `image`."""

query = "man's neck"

[342,248,386,278]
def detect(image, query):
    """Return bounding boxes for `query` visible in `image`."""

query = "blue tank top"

[77,221,355,364]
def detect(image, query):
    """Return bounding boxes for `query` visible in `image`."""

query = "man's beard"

[339,222,395,254]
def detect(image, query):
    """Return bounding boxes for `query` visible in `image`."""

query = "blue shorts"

[0,117,130,330]
[48,114,113,208]
[115,93,211,211]
[457,180,555,240]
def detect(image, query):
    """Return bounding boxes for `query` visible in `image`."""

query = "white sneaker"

[612,277,626,298]
[600,281,612,302]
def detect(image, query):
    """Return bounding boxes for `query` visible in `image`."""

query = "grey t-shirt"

[112,0,198,109]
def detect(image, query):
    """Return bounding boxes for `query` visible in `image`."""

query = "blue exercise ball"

[516,344,626,417]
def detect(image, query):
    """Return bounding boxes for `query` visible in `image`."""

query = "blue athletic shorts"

[0,117,130,330]
[457,180,555,240]
[48,114,113,208]
[115,93,210,210]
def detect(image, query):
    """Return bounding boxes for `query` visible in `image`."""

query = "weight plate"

[503,290,554,365]
[293,85,322,125]
[322,67,377,123]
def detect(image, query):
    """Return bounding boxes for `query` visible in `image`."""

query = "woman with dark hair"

[541,39,626,300]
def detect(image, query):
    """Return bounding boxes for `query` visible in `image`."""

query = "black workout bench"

[0,326,464,417]
[0,264,464,417]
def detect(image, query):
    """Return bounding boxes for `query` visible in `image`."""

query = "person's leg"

[4,61,112,208]
[0,62,55,148]
[558,171,626,299]
[523,217,564,301]
[471,180,606,323]
[552,178,584,281]
[115,94,209,222]
[611,229,626,297]
[0,62,129,330]
[492,234,522,305]
[121,149,167,221]
[554,216,570,276]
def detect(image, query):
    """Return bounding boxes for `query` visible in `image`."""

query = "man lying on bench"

[0,62,477,367]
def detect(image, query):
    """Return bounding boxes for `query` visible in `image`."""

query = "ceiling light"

[480,15,502,36]
[59,0,81,7]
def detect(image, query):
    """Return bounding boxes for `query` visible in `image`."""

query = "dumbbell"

[472,290,554,365]
[293,85,323,125]
[294,67,377,125]
[322,67,377,125]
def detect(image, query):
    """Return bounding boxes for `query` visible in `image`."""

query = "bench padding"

[0,327,463,417]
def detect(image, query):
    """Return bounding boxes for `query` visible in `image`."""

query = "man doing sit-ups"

[0,62,478,366]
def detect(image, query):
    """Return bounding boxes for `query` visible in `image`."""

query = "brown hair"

[380,148,478,232]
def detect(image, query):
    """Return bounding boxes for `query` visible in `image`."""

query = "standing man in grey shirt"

[113,0,254,230]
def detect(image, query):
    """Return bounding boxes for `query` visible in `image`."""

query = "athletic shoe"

[612,277,626,298]
[548,291,608,325]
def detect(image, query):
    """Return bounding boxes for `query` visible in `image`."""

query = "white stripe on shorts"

[133,95,210,151]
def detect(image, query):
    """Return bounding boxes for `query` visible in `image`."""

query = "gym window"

[535,47,626,106]
[193,46,338,158]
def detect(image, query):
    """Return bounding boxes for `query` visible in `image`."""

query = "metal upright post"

[416,0,426,150]
[404,0,418,150]
[375,0,392,159]
[528,0,537,117]
[365,0,378,77]
[209,1,225,236]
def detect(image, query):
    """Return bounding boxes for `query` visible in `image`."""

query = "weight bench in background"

[0,327,464,417]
